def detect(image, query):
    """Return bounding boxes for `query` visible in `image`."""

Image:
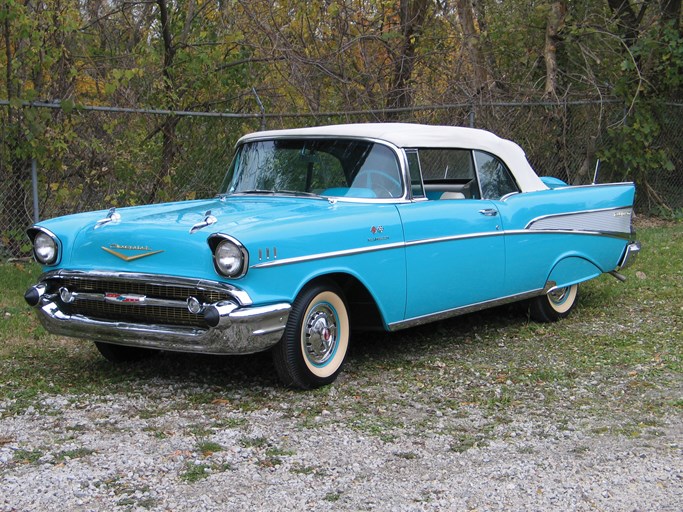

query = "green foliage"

[0,0,681,250]
[599,21,682,205]
[600,106,674,184]
[618,22,683,97]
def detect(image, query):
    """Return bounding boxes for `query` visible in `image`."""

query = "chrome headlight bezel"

[28,227,61,266]
[208,234,249,279]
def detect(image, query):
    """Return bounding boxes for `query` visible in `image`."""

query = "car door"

[397,201,505,320]
[396,148,506,321]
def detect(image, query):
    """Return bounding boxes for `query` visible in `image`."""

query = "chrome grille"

[49,276,233,328]
[59,277,229,303]
[72,301,202,327]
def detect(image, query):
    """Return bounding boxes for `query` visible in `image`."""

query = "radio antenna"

[592,159,600,184]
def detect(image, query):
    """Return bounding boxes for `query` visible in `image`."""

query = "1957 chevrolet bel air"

[25,123,640,388]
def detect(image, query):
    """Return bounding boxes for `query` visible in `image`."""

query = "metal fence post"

[31,158,39,223]
[469,109,475,128]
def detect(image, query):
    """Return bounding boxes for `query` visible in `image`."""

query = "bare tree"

[544,1,566,98]
[386,0,430,113]
[454,0,490,95]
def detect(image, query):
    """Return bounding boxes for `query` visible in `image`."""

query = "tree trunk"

[607,0,645,47]
[454,0,488,95]
[543,1,566,98]
[386,0,428,115]
[150,0,178,203]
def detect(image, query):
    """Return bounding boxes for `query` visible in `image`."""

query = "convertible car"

[25,123,640,388]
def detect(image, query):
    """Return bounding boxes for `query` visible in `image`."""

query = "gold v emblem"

[101,246,164,262]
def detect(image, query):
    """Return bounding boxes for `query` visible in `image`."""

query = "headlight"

[211,236,248,278]
[32,230,59,265]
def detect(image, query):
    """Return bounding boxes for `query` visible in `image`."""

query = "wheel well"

[306,273,385,331]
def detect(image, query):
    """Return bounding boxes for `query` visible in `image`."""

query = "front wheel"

[529,284,579,323]
[272,281,350,389]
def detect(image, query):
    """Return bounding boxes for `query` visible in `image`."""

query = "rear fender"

[547,256,602,289]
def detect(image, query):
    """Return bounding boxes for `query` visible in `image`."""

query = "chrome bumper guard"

[26,278,290,355]
[618,241,641,270]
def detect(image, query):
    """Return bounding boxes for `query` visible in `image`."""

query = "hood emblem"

[102,243,164,262]
[190,210,218,234]
[95,207,121,229]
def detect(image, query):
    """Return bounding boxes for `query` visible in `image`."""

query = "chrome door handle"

[478,208,498,217]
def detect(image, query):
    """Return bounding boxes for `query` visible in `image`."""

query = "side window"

[474,151,519,200]
[416,149,479,200]
[419,149,475,181]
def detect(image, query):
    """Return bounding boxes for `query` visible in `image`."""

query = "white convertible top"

[239,123,548,193]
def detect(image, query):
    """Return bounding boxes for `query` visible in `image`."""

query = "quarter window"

[473,151,519,200]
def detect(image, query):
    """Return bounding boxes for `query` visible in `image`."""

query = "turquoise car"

[25,123,640,389]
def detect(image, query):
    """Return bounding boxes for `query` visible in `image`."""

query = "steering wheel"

[354,169,402,198]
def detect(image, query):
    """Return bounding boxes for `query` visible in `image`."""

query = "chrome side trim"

[251,241,406,269]
[37,269,254,306]
[33,297,290,355]
[404,231,504,247]
[252,231,502,269]
[389,285,552,331]
[537,182,635,190]
[252,225,631,270]
[507,228,632,240]
[499,191,520,201]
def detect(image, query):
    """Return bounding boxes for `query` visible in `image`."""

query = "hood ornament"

[95,207,121,229]
[190,210,217,234]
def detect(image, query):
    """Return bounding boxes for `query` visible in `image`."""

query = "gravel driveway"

[3,222,681,510]
[1,344,681,512]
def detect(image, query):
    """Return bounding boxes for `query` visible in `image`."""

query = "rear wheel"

[272,281,350,389]
[529,284,579,323]
[94,341,155,362]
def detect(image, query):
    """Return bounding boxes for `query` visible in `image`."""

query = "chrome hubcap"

[304,305,338,366]
[548,287,569,305]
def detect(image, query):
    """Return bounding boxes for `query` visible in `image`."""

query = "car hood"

[39,196,397,281]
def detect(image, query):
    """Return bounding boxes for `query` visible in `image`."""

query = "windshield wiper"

[274,190,320,197]
[234,189,276,195]
[222,189,320,198]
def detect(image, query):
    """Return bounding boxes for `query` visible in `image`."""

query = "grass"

[1,221,681,443]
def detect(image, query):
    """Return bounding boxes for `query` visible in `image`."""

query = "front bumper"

[25,271,290,355]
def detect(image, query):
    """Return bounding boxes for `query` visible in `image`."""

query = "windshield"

[220,138,403,199]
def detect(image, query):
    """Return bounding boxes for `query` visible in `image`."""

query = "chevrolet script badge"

[102,243,163,262]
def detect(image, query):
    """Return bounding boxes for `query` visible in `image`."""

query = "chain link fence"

[1,100,681,259]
